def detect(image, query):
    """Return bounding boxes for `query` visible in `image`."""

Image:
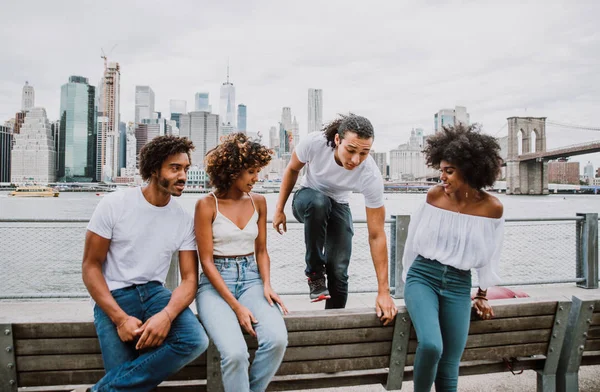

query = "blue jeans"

[92,281,209,392]
[404,256,472,392]
[292,187,354,309]
[196,255,288,392]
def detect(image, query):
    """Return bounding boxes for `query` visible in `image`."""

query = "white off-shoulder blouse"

[402,202,504,290]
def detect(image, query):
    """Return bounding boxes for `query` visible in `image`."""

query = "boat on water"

[9,186,60,197]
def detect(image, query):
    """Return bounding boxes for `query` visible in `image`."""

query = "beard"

[158,176,185,195]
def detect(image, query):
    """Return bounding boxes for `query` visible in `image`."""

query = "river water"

[0,191,598,298]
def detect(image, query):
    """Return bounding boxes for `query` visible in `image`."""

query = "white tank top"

[211,192,259,256]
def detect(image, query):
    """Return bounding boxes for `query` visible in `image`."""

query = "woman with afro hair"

[402,124,504,392]
[194,133,288,392]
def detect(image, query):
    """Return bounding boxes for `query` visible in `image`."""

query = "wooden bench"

[557,294,600,392]
[0,297,572,392]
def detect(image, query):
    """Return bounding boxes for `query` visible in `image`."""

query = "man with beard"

[80,136,209,391]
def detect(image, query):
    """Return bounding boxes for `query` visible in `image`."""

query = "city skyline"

[0,1,599,169]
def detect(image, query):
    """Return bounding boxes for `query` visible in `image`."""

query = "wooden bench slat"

[584,339,600,352]
[592,313,600,326]
[482,301,557,318]
[286,327,394,347]
[17,354,104,371]
[282,341,391,362]
[276,355,390,375]
[14,323,97,339]
[588,325,600,339]
[405,343,548,366]
[407,329,551,353]
[283,310,390,332]
[19,369,105,387]
[16,338,100,355]
[269,370,388,391]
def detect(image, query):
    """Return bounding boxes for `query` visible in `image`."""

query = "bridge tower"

[506,117,549,195]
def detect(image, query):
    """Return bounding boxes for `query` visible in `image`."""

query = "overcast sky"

[1,0,599,169]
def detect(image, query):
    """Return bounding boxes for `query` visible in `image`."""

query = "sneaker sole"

[310,294,331,303]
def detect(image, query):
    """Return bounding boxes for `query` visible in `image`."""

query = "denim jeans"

[196,255,288,392]
[92,281,209,392]
[404,256,472,392]
[292,187,354,309]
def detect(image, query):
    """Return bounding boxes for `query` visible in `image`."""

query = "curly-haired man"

[81,135,209,391]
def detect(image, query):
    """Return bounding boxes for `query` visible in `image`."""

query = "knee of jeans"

[328,265,349,283]
[418,338,443,360]
[179,324,210,357]
[260,330,288,353]
[307,193,331,213]
[220,346,250,368]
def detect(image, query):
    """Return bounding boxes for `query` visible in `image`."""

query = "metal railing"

[0,214,598,300]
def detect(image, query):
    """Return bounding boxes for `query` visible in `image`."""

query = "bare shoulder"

[250,192,266,208]
[426,184,444,204]
[195,193,216,212]
[481,192,504,219]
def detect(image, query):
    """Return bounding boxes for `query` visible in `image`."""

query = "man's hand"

[272,210,287,234]
[234,304,258,337]
[135,310,172,350]
[116,316,143,342]
[375,293,398,326]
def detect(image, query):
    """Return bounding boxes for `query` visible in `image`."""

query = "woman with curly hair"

[194,133,288,392]
[402,124,504,392]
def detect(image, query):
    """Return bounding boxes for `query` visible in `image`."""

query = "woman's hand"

[264,285,289,315]
[233,304,258,337]
[473,298,494,320]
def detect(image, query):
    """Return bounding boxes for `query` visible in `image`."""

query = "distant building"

[548,159,580,185]
[11,107,56,184]
[583,161,594,182]
[434,106,470,133]
[194,92,211,112]
[389,128,428,181]
[219,66,236,127]
[179,111,220,167]
[237,104,247,132]
[308,88,323,133]
[135,86,155,124]
[97,62,121,182]
[125,122,137,171]
[370,151,387,178]
[21,81,35,112]
[0,125,12,183]
[14,111,27,134]
[170,99,187,129]
[58,76,97,182]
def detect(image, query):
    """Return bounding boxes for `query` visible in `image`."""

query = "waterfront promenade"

[2,284,599,391]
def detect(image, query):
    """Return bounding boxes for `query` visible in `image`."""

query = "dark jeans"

[292,187,354,309]
[92,281,209,392]
[404,256,472,392]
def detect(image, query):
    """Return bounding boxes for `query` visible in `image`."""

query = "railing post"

[576,213,598,289]
[165,252,180,291]
[391,215,410,299]
[389,217,397,296]
[0,324,17,392]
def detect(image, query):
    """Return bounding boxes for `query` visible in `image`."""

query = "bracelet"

[116,316,130,329]
[163,308,173,323]
[474,296,488,301]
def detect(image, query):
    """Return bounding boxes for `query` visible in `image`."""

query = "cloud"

[1,0,599,169]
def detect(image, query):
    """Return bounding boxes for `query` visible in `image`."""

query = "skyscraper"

[58,76,97,182]
[434,106,470,133]
[370,151,387,177]
[125,122,137,170]
[219,66,236,127]
[290,116,299,149]
[11,107,56,184]
[179,111,220,167]
[237,104,247,133]
[119,121,127,173]
[97,62,121,182]
[135,86,155,124]
[21,81,35,112]
[195,93,211,112]
[584,161,594,181]
[0,125,12,183]
[170,99,187,130]
[308,88,323,134]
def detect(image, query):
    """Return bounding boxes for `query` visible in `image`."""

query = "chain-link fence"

[0,220,390,299]
[0,216,597,299]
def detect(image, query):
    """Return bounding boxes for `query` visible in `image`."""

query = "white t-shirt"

[295,131,384,208]
[87,187,196,291]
